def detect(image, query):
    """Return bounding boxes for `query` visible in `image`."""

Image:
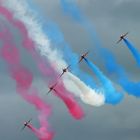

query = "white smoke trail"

[2,0,105,106]
[64,72,105,106]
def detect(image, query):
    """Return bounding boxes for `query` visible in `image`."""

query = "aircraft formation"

[22,32,128,130]
[46,51,89,95]
[19,50,90,130]
[0,0,140,140]
[45,31,128,97]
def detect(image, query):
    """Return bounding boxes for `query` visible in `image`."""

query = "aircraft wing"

[27,118,32,124]
[47,90,51,94]
[59,72,64,77]
[116,38,122,44]
[78,58,83,63]
[84,51,89,56]
[124,32,129,37]
[67,65,71,69]
[21,125,26,131]
[53,83,57,87]
[47,83,57,94]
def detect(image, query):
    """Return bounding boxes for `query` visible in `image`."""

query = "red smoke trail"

[54,87,84,119]
[0,27,54,140]
[0,5,84,119]
[27,123,54,140]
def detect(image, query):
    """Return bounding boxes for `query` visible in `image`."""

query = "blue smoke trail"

[119,77,140,97]
[60,0,140,98]
[60,0,84,22]
[123,38,140,66]
[60,0,121,73]
[60,0,100,47]
[99,50,140,98]
[26,0,97,89]
[84,58,123,104]
[26,0,140,98]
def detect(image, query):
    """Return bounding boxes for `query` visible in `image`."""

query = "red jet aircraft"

[59,65,71,77]
[21,118,32,131]
[47,83,57,94]
[78,51,89,63]
[116,32,129,44]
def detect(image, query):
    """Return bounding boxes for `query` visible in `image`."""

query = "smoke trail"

[60,0,140,98]
[60,0,99,47]
[64,72,105,106]
[60,0,84,22]
[100,51,140,98]
[26,0,105,101]
[123,38,140,66]
[24,0,105,106]
[22,93,54,140]
[118,77,140,97]
[43,18,97,88]
[60,0,119,72]
[53,86,84,119]
[27,123,54,140]
[0,27,53,140]
[1,0,105,106]
[44,22,97,89]
[84,58,123,104]
[25,0,100,97]
[0,5,84,120]
[20,90,54,140]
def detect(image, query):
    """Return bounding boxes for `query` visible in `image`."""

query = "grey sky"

[0,0,140,140]
[34,0,140,73]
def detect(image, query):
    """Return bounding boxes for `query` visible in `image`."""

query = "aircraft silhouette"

[116,32,129,44]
